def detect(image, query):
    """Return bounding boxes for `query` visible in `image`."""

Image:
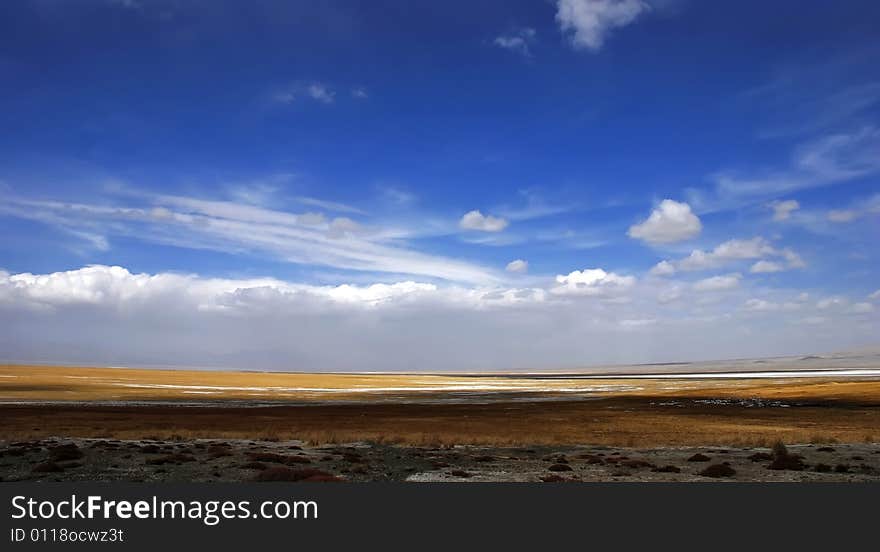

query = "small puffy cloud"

[494,28,536,58]
[649,260,676,276]
[661,237,805,273]
[556,0,651,52]
[306,83,335,103]
[770,199,799,221]
[824,194,880,223]
[780,248,806,268]
[744,298,779,312]
[551,268,635,296]
[627,199,702,244]
[459,210,509,232]
[272,81,335,105]
[657,284,683,304]
[693,273,741,292]
[817,297,847,309]
[505,259,529,273]
[850,302,874,314]
[827,209,859,223]
[750,260,784,274]
[351,87,368,99]
[327,217,361,237]
[678,237,773,270]
[870,289,880,300]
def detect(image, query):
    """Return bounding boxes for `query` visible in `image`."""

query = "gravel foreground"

[2,438,879,483]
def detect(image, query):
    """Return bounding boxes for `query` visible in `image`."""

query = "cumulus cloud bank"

[2,265,875,371]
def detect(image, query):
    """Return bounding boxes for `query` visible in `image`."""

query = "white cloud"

[870,289,880,300]
[850,302,875,314]
[0,192,498,285]
[817,296,847,309]
[494,28,536,58]
[351,87,368,99]
[272,81,336,105]
[2,265,875,371]
[627,199,702,244]
[750,260,784,274]
[824,193,880,223]
[649,260,676,276]
[459,210,509,232]
[744,298,778,312]
[556,0,650,52]
[827,209,859,223]
[506,259,529,273]
[551,268,635,296]
[307,83,335,103]
[691,127,880,213]
[770,199,799,221]
[693,273,741,292]
[656,284,682,304]
[662,237,805,273]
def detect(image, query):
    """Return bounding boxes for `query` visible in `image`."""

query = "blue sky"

[0,0,878,370]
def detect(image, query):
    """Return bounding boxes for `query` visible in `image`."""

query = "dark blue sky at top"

[0,0,878,296]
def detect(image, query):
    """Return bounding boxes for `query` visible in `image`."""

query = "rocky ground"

[2,437,879,482]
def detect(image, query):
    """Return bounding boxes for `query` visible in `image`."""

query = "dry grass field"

[1,364,879,447]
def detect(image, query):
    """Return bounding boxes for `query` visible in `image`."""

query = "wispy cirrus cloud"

[688,126,880,213]
[0,189,499,285]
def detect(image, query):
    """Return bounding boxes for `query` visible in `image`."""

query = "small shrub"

[687,453,711,462]
[32,461,64,473]
[255,467,341,482]
[239,462,268,471]
[699,464,736,478]
[146,453,196,466]
[49,444,83,462]
[548,463,573,472]
[747,452,772,462]
[651,465,681,473]
[621,459,654,469]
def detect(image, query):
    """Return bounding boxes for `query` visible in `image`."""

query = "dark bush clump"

[255,467,341,482]
[767,441,805,471]
[548,463,573,472]
[699,463,736,478]
[146,453,196,466]
[32,461,64,473]
[687,453,711,462]
[651,465,681,473]
[239,462,268,471]
[747,452,772,462]
[49,444,83,462]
